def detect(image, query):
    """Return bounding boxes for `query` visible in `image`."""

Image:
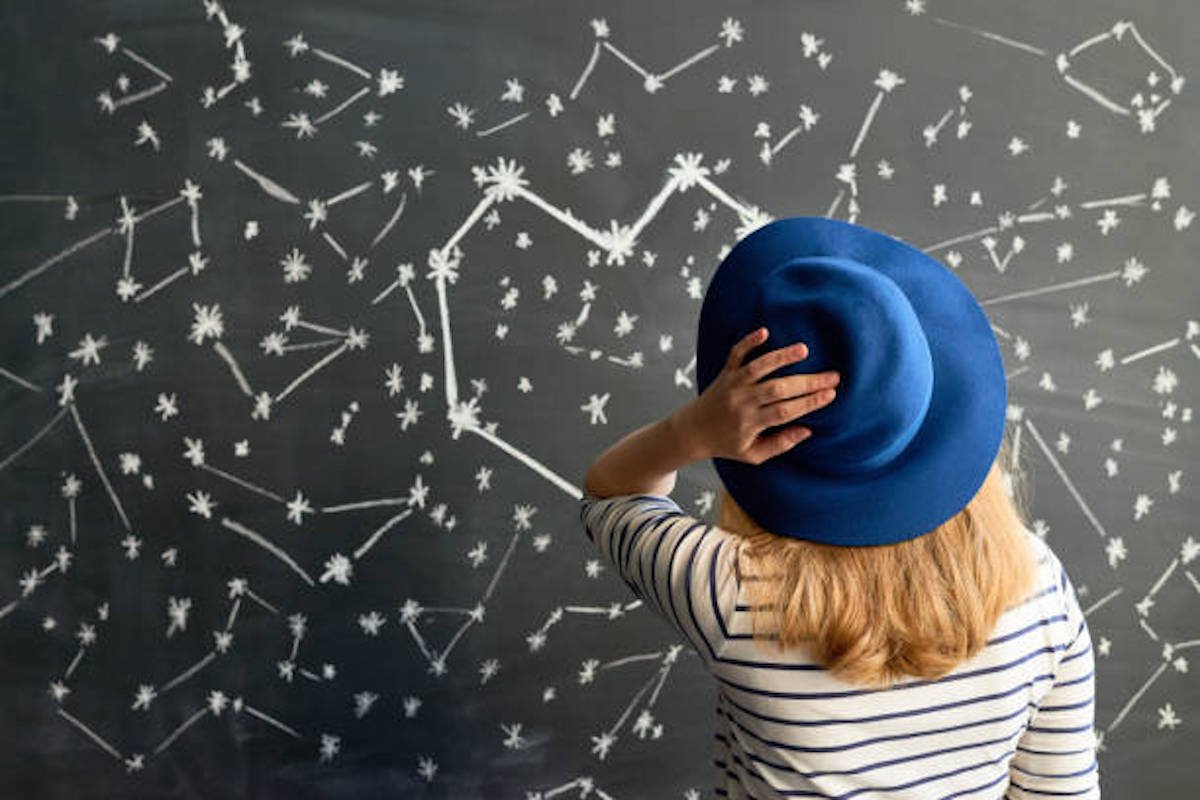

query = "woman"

[580,217,1099,798]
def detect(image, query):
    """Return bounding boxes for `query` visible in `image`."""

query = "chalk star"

[286,490,315,525]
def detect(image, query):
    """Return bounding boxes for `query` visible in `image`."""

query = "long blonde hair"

[718,433,1037,690]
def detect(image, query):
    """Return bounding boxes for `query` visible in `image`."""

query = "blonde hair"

[718,433,1037,690]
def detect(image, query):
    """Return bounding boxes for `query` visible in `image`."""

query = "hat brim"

[696,216,1007,546]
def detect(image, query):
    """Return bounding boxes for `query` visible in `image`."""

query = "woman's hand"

[672,326,840,465]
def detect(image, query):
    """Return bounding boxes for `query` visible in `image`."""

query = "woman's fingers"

[754,386,837,430]
[725,327,769,371]
[746,424,812,464]
[743,339,809,382]
[754,370,840,404]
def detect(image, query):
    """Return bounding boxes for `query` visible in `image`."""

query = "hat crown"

[751,255,934,476]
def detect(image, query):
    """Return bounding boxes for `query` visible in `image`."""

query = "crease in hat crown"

[750,254,934,476]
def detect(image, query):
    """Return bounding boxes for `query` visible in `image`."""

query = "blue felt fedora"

[695,216,1007,546]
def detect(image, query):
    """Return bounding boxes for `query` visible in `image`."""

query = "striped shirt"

[580,491,1100,799]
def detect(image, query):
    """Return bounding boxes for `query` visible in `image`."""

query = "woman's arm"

[582,409,703,499]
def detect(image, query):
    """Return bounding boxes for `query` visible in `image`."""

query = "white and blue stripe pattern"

[580,492,1099,799]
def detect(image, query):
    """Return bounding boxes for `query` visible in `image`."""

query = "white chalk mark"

[188,202,201,247]
[64,646,86,679]
[288,631,302,661]
[353,509,413,560]
[1069,30,1110,57]
[1138,617,1158,641]
[601,652,663,670]
[281,338,341,352]
[221,517,315,586]
[826,189,844,219]
[403,285,428,337]
[849,91,884,159]
[134,194,185,223]
[198,463,285,504]
[602,41,649,79]
[570,41,603,100]
[321,231,348,261]
[421,606,475,615]
[1080,193,1146,209]
[296,319,349,337]
[326,180,373,206]
[371,192,407,248]
[405,619,434,662]
[323,497,411,512]
[1146,558,1179,601]
[153,707,209,756]
[0,366,42,392]
[1119,337,1179,365]
[1005,365,1030,381]
[1083,586,1122,617]
[606,663,662,738]
[1127,23,1178,78]
[1061,73,1129,116]
[69,402,131,531]
[438,616,477,662]
[695,173,755,220]
[1015,212,1055,224]
[483,531,521,603]
[314,86,371,125]
[0,226,113,299]
[111,81,169,109]
[980,270,1121,307]
[646,657,674,706]
[213,341,254,397]
[465,423,581,499]
[922,226,1000,253]
[274,343,349,403]
[0,194,73,202]
[433,195,498,409]
[233,160,301,204]
[57,708,123,761]
[133,266,188,303]
[213,340,253,398]
[246,589,279,615]
[243,704,302,739]
[121,46,173,82]
[1025,418,1108,540]
[121,224,134,279]
[225,597,242,631]
[657,43,720,81]
[1187,571,1200,595]
[0,601,18,620]
[311,47,371,79]
[476,112,531,138]
[628,175,682,242]
[1108,662,1166,738]
[932,17,1047,56]
[158,651,217,694]
[512,185,605,246]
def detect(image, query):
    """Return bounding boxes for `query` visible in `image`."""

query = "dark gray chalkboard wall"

[2,0,1197,797]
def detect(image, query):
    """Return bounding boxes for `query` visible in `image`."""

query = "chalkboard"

[2,0,1197,797]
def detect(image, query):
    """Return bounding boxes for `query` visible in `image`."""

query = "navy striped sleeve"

[1006,554,1099,799]
[580,491,739,659]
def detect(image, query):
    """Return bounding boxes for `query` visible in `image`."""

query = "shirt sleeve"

[579,490,741,663]
[1006,557,1100,799]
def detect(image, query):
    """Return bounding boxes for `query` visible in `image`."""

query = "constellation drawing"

[929,16,1184,133]
[1,3,1197,795]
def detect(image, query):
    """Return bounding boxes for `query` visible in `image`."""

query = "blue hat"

[695,216,1007,546]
